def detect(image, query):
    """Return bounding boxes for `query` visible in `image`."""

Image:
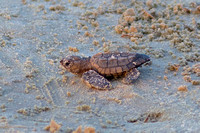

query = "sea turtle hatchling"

[60,52,150,90]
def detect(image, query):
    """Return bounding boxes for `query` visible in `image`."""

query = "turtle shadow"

[137,66,152,81]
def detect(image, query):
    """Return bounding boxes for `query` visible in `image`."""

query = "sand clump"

[22,0,26,5]
[44,120,61,133]
[92,40,99,46]
[166,63,200,85]
[167,63,180,71]
[192,63,200,75]
[191,80,200,85]
[178,85,188,92]
[49,5,65,11]
[17,106,50,116]
[76,104,91,112]
[115,8,137,35]
[183,75,192,82]
[181,64,200,85]
[73,125,95,133]
[114,1,199,64]
[69,46,79,52]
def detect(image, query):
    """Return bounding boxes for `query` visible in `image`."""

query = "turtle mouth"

[136,59,151,67]
[60,59,67,69]
[146,58,151,62]
[60,59,67,68]
[143,60,151,66]
[60,59,64,65]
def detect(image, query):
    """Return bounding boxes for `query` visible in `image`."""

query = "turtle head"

[60,56,90,74]
[135,54,150,67]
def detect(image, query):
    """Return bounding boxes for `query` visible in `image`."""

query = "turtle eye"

[65,61,70,66]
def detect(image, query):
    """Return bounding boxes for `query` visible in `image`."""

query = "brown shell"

[90,52,137,76]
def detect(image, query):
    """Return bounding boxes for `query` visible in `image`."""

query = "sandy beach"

[0,0,200,132]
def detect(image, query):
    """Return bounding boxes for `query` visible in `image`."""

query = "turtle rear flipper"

[82,70,112,90]
[122,68,140,84]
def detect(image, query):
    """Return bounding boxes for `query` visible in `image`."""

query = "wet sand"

[0,0,200,132]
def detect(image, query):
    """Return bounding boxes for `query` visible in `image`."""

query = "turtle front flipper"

[82,70,112,90]
[122,68,140,84]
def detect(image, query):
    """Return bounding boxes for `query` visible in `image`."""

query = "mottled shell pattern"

[90,52,138,76]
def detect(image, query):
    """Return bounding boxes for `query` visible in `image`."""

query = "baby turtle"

[60,52,150,90]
